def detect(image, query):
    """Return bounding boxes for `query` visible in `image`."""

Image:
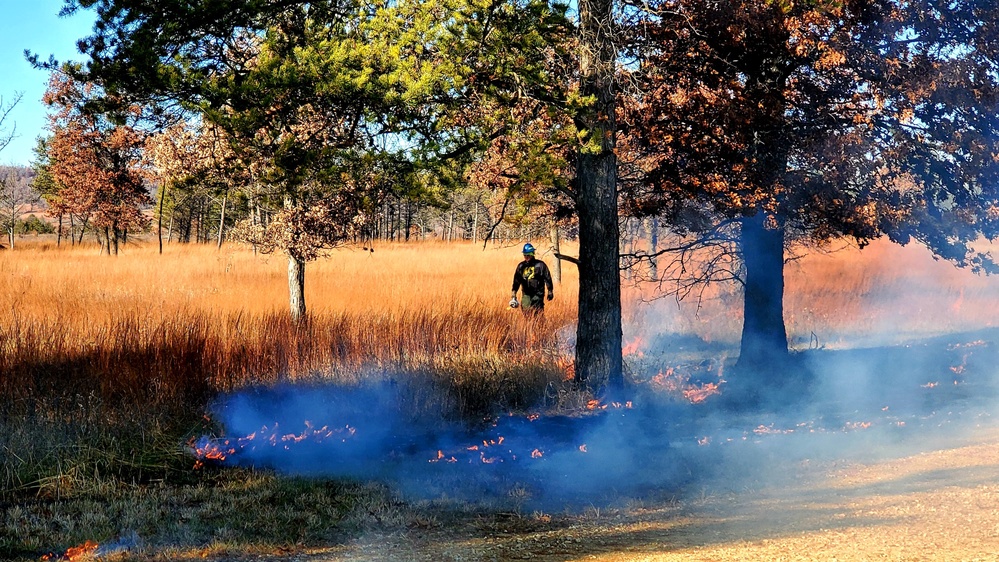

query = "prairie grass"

[0,238,580,559]
[5,234,999,560]
[0,239,577,497]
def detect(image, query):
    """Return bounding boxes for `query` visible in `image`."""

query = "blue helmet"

[522,243,536,255]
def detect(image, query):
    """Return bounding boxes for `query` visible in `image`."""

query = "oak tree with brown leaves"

[43,73,150,254]
[621,0,999,393]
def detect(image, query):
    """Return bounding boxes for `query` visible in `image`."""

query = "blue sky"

[0,0,95,167]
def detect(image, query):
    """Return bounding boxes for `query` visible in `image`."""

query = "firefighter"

[509,243,554,316]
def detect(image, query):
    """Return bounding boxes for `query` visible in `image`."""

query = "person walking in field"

[510,243,554,316]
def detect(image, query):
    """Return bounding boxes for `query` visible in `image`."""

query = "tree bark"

[158,185,166,254]
[736,213,788,369]
[574,0,622,391]
[288,253,306,323]
[647,217,658,281]
[405,199,413,242]
[472,199,479,245]
[217,192,228,249]
[549,223,562,284]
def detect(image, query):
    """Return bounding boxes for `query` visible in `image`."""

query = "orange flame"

[42,540,98,561]
[649,366,724,404]
[622,336,645,357]
[683,382,721,403]
[190,422,357,468]
[531,449,544,458]
[555,356,575,381]
[753,424,795,435]
[428,450,456,463]
[578,444,587,453]
[649,368,681,392]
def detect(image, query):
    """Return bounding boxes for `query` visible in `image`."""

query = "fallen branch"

[554,252,579,266]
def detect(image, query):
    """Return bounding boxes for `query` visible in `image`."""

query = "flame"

[649,367,686,394]
[949,351,973,376]
[697,436,710,446]
[531,448,544,458]
[42,540,98,561]
[622,336,645,357]
[578,444,587,453]
[753,424,795,435]
[555,356,575,381]
[429,450,457,463]
[921,382,939,388]
[650,367,723,404]
[190,422,357,468]
[585,399,633,411]
[682,382,721,403]
[948,339,986,350]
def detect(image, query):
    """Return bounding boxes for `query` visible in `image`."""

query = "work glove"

[547,293,554,301]
[509,298,519,308]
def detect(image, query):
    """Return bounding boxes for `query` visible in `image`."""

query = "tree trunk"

[549,223,562,284]
[57,214,63,247]
[288,253,306,323]
[736,213,788,370]
[574,0,622,392]
[158,185,166,254]
[217,192,228,249]
[395,197,402,241]
[647,217,658,281]
[472,200,479,245]
[405,199,413,242]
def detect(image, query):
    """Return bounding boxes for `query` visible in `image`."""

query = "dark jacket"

[512,257,554,298]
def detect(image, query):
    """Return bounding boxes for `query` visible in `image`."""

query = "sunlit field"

[0,238,580,394]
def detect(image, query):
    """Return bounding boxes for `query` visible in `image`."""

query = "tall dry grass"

[6,233,999,496]
[0,239,578,495]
